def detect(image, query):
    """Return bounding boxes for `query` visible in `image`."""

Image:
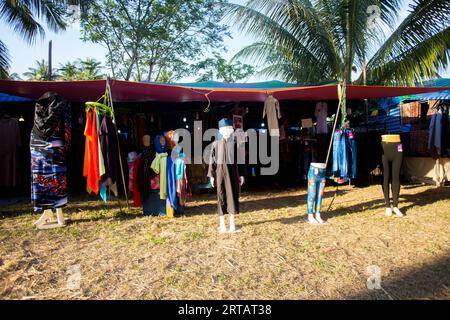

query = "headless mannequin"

[210,125,245,233]
[143,134,151,147]
[307,162,327,225]
[381,134,404,217]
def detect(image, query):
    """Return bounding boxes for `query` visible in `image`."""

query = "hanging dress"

[83,108,100,194]
[30,92,71,213]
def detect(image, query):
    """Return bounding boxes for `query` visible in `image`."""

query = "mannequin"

[381,134,404,217]
[208,119,245,233]
[31,92,71,229]
[306,162,327,224]
[143,134,151,147]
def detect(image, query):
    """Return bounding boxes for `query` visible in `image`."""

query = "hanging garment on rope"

[30,92,71,212]
[263,95,281,136]
[332,128,357,180]
[99,114,120,198]
[151,135,168,201]
[83,98,117,199]
[0,116,21,187]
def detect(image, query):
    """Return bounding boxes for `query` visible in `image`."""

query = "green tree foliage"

[193,53,254,82]
[57,58,104,80]
[0,0,91,79]
[80,0,230,81]
[23,59,58,80]
[225,0,450,85]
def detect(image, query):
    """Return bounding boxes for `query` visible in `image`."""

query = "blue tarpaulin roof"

[0,92,31,102]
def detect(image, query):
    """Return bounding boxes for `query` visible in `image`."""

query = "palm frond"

[365,27,450,85]
[0,39,10,79]
[367,0,450,83]
[0,0,45,43]
[223,0,342,78]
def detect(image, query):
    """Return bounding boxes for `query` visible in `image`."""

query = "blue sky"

[1,0,448,81]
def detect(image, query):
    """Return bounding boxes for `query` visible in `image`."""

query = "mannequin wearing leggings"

[381,135,404,217]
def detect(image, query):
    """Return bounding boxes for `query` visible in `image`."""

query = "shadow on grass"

[1,186,448,226]
[240,186,449,227]
[346,252,450,299]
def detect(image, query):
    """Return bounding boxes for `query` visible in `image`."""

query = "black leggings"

[382,142,403,208]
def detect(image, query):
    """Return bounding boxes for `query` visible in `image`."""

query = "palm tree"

[58,61,80,80]
[8,72,22,80]
[0,0,91,79]
[78,58,104,80]
[23,59,58,80]
[225,0,450,85]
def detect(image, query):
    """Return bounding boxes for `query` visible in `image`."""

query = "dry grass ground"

[0,184,449,300]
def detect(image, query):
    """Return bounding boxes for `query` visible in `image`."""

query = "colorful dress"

[30,92,71,213]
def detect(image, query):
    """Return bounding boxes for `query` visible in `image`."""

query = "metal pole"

[47,40,52,81]
[106,77,130,210]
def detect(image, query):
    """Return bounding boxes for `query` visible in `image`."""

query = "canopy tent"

[0,79,449,104]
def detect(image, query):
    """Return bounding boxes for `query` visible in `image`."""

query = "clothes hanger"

[85,94,114,117]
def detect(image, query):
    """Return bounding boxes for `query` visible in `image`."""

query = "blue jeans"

[307,165,327,214]
[332,131,348,177]
[346,134,357,178]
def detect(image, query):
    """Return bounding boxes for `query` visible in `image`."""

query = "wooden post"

[363,62,369,133]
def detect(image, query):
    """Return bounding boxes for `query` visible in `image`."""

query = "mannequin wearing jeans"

[381,134,404,217]
[307,162,327,224]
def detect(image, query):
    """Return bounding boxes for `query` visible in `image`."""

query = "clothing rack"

[106,78,130,210]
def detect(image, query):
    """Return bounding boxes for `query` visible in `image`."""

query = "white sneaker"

[393,207,404,217]
[386,208,393,217]
[315,214,327,224]
[308,215,319,224]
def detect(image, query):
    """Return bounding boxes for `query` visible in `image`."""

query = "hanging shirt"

[263,95,281,137]
[151,152,168,200]
[315,102,328,134]
[99,114,120,197]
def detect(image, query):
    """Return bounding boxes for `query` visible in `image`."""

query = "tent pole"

[106,77,130,211]
[325,83,346,213]
[325,84,344,166]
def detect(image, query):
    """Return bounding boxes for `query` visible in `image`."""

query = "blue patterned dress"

[30,93,71,213]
